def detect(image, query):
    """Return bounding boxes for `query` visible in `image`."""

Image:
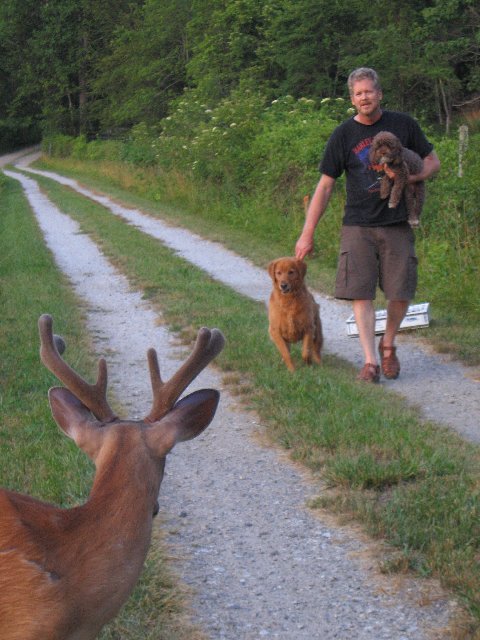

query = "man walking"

[295,67,440,382]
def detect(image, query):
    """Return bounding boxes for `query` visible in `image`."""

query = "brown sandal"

[357,363,380,383]
[379,336,400,379]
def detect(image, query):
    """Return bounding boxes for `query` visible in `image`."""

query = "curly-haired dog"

[369,131,425,227]
[268,257,323,372]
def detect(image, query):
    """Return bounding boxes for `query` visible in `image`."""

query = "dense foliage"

[1,0,479,148]
[42,86,480,364]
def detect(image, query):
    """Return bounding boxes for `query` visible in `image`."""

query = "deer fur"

[0,315,224,640]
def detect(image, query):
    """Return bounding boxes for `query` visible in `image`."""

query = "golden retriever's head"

[268,257,307,294]
[369,131,403,167]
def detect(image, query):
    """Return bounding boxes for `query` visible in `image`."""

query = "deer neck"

[50,431,164,613]
[86,428,164,532]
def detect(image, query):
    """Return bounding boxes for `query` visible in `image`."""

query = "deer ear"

[48,387,105,459]
[147,389,220,454]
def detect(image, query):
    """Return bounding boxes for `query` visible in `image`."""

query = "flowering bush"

[153,88,213,171]
[188,87,265,186]
[248,95,340,204]
[152,88,351,208]
[153,86,265,188]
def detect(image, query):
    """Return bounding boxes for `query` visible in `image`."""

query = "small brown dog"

[369,131,425,227]
[268,257,323,372]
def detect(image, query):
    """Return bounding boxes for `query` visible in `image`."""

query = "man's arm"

[384,151,441,184]
[295,174,336,260]
[409,150,440,183]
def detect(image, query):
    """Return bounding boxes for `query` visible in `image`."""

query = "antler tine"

[38,314,118,423]
[145,327,225,423]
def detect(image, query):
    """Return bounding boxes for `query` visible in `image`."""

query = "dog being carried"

[268,257,323,372]
[369,130,425,228]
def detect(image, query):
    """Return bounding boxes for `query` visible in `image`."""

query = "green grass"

[0,175,204,640]
[0,175,93,501]
[21,168,480,637]
[34,154,480,366]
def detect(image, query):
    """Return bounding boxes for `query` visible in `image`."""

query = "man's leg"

[353,300,377,365]
[334,226,380,382]
[353,299,381,382]
[384,300,409,347]
[379,299,409,379]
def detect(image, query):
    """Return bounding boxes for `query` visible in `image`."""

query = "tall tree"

[420,0,480,131]
[0,0,137,140]
[187,0,266,101]
[33,0,138,136]
[1,0,478,144]
[257,0,364,99]
[342,0,480,128]
[93,0,191,132]
[0,0,44,148]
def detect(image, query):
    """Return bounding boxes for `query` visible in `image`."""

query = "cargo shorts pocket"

[407,255,418,297]
[335,251,349,296]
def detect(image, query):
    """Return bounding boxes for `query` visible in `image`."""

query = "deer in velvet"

[0,314,224,640]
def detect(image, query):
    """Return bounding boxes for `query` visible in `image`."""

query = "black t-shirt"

[320,110,434,226]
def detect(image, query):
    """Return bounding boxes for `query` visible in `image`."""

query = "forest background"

[1,0,479,362]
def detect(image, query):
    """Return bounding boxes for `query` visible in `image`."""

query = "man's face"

[350,79,383,119]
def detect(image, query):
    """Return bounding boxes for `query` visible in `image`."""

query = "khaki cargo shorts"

[334,223,417,301]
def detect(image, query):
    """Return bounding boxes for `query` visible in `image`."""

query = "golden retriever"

[268,257,323,372]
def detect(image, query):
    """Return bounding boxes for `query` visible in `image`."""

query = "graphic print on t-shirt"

[352,136,382,194]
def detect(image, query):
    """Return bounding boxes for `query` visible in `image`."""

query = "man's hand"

[295,233,314,260]
[384,151,440,184]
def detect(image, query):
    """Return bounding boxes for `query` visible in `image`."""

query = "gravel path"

[13,154,480,444]
[3,152,472,639]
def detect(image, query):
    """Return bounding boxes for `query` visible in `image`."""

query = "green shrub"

[120,122,158,166]
[153,88,214,172]
[248,96,343,205]
[85,139,123,162]
[42,134,76,157]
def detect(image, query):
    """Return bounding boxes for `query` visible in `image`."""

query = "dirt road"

[2,151,470,639]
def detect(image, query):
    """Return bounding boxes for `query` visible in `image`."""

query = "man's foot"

[357,363,380,383]
[379,336,400,379]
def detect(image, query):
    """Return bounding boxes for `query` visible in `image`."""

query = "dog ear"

[268,260,278,281]
[296,259,307,279]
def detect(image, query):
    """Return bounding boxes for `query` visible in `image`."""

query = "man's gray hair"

[347,68,381,94]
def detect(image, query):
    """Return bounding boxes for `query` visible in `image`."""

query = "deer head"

[0,314,224,640]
